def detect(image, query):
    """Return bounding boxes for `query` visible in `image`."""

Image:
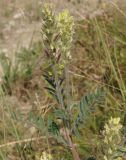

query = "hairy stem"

[53,64,80,160]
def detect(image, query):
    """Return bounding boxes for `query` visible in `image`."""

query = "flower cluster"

[57,10,74,59]
[41,4,56,50]
[103,117,123,160]
[41,4,74,63]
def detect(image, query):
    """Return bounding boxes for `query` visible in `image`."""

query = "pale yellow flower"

[57,9,74,60]
[103,117,123,160]
[40,152,52,160]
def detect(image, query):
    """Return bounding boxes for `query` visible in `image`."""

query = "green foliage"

[43,71,65,103]
[17,41,42,78]
[48,119,60,136]
[72,89,105,135]
[0,53,18,93]
[0,41,42,94]
[29,112,46,133]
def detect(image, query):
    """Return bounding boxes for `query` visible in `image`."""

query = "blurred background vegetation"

[0,0,126,159]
